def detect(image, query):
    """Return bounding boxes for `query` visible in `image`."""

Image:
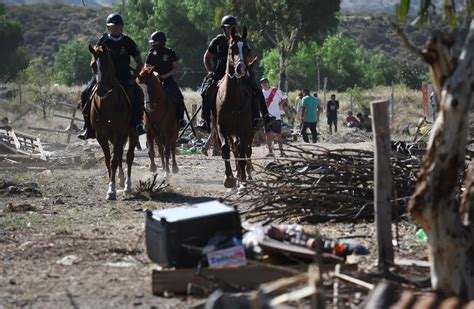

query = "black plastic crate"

[145,201,242,268]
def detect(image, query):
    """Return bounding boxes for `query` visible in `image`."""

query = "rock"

[4,203,37,213]
[56,255,80,266]
[41,170,52,177]
[53,198,65,205]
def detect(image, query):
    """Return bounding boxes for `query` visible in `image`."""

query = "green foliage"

[262,35,397,91]
[122,0,209,87]
[24,58,54,119]
[53,41,91,85]
[0,7,30,81]
[226,0,341,90]
[396,62,428,89]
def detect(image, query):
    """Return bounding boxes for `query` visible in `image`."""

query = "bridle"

[227,39,248,79]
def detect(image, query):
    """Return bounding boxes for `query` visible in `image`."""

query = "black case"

[145,200,242,267]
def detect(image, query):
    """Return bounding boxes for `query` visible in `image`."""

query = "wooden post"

[370,100,394,270]
[323,77,328,108]
[316,56,321,92]
[350,93,353,112]
[390,82,395,120]
[191,104,197,126]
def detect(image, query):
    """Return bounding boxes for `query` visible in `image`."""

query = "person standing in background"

[300,89,321,143]
[327,94,339,134]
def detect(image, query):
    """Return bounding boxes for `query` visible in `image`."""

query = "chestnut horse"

[88,45,138,200]
[136,66,179,176]
[215,28,253,189]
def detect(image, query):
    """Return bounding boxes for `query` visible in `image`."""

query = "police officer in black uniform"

[78,13,146,140]
[145,31,186,129]
[197,15,275,133]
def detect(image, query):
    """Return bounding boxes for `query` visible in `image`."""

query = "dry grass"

[1,83,424,143]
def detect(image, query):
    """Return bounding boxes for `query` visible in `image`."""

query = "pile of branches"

[241,144,421,223]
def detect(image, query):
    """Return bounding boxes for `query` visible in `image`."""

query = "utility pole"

[316,56,321,92]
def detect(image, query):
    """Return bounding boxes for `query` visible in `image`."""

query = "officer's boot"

[77,99,96,140]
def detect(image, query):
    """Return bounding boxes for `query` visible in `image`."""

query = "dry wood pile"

[242,144,421,223]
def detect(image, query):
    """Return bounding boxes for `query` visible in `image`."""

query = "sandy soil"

[0,138,428,308]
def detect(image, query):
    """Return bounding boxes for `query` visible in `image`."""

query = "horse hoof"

[150,165,157,173]
[172,166,179,174]
[123,188,132,195]
[237,183,247,194]
[224,177,237,188]
[106,192,116,201]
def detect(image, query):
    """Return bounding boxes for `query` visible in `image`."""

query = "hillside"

[6,4,112,64]
[4,4,470,87]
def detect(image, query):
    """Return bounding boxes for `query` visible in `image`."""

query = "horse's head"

[89,44,116,95]
[227,27,252,79]
[136,65,163,111]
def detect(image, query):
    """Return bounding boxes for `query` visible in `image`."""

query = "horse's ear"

[242,26,247,39]
[88,44,95,55]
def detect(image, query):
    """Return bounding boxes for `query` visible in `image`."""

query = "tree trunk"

[278,48,288,92]
[408,20,474,300]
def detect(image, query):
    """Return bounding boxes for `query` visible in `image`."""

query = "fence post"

[371,100,394,271]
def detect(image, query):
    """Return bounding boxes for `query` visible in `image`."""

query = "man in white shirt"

[260,77,288,157]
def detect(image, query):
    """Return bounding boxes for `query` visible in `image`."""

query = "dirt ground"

[0,137,428,308]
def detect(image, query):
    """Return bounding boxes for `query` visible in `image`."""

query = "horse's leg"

[97,136,112,180]
[171,138,179,174]
[108,138,123,201]
[164,144,171,177]
[147,133,157,173]
[246,142,253,181]
[220,132,236,188]
[125,132,137,194]
[117,141,125,189]
[237,137,248,189]
[156,138,166,175]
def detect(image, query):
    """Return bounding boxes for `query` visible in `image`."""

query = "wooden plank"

[56,102,76,109]
[28,127,69,134]
[371,100,394,269]
[152,263,306,295]
[333,272,374,290]
[53,113,84,123]
[259,238,344,264]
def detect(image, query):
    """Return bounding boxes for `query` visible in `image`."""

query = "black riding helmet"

[149,31,166,45]
[106,13,124,26]
[220,15,237,28]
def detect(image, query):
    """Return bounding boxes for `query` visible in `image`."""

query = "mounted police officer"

[197,15,275,133]
[78,13,146,140]
[145,31,186,129]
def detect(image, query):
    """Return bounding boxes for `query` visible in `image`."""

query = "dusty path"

[0,141,426,308]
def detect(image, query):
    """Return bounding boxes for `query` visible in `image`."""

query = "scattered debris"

[56,255,80,266]
[1,182,42,198]
[239,144,420,223]
[4,203,37,213]
[135,174,169,199]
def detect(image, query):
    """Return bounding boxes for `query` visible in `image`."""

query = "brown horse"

[136,66,179,177]
[88,44,138,200]
[215,28,253,189]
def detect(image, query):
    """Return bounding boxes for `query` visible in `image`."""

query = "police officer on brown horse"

[78,13,146,140]
[197,15,275,133]
[145,31,186,129]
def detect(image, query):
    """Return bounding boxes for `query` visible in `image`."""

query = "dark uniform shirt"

[96,34,140,83]
[327,100,339,119]
[145,47,179,84]
[207,34,228,79]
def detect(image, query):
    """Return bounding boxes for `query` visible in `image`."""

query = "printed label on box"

[206,246,247,269]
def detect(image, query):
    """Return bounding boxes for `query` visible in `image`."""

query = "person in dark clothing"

[327,94,339,134]
[78,13,145,140]
[145,31,186,129]
[196,15,275,133]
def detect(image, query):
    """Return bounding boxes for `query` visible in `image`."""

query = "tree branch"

[391,21,423,58]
